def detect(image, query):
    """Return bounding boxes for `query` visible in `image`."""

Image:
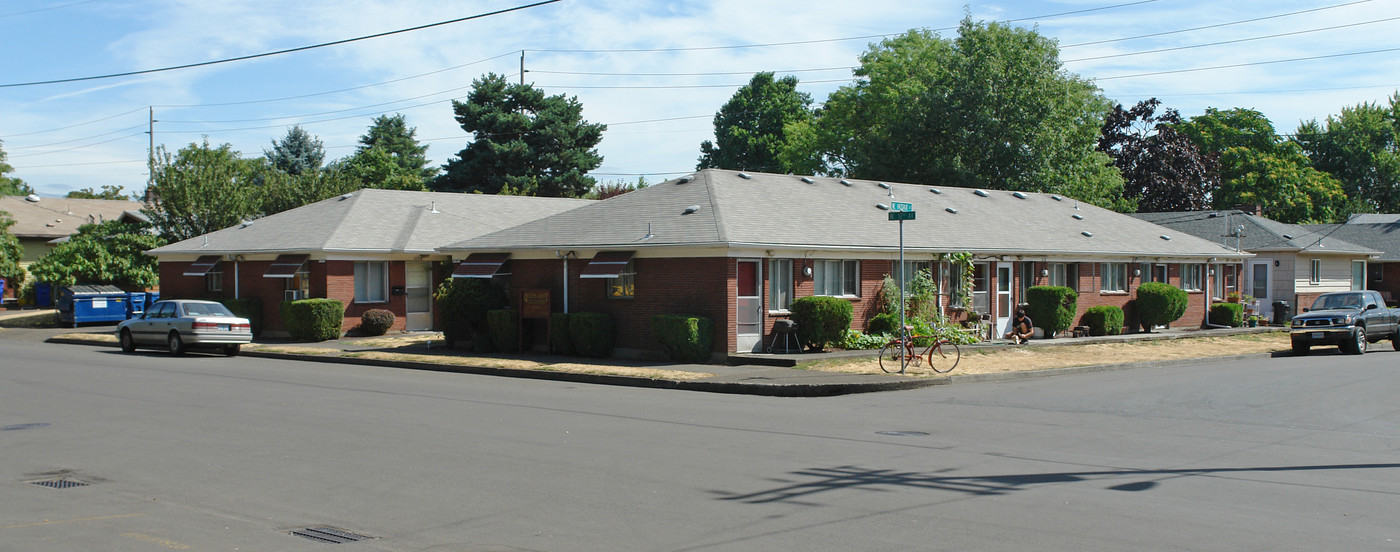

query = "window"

[205,266,223,292]
[1369,262,1384,283]
[814,260,859,297]
[1049,263,1078,291]
[1310,259,1321,285]
[1101,263,1128,292]
[768,259,792,311]
[287,264,310,297]
[891,261,931,288]
[971,263,990,314]
[1352,260,1366,291]
[608,260,636,298]
[1211,264,1239,300]
[354,261,389,303]
[1181,264,1202,291]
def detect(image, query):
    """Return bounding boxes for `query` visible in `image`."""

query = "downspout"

[232,255,240,300]
[557,250,574,313]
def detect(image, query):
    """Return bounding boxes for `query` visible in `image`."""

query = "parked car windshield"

[181,302,236,317]
[1314,293,1365,310]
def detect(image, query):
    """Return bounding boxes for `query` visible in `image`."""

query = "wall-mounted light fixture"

[1274,260,1280,267]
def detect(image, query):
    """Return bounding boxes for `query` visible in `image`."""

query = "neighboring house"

[0,195,146,298]
[147,189,590,335]
[1133,210,1378,319]
[1305,217,1400,304]
[440,169,1249,357]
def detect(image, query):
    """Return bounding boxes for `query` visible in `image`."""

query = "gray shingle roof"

[443,169,1247,259]
[1132,210,1377,256]
[1346,213,1400,224]
[148,189,590,256]
[1305,223,1400,261]
[0,196,145,239]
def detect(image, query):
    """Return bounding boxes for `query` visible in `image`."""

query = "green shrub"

[435,278,507,347]
[866,312,899,336]
[1209,302,1244,327]
[487,309,519,353]
[1081,305,1125,336]
[651,314,714,363]
[568,312,615,358]
[550,312,574,355]
[1026,286,1078,337]
[841,329,891,350]
[219,297,264,337]
[789,296,853,352]
[1136,282,1189,331]
[279,298,344,341]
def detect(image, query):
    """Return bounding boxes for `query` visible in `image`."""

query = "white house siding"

[1293,255,1362,293]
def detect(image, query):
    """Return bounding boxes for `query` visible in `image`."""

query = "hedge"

[865,312,899,337]
[789,296,853,352]
[357,309,395,337]
[651,314,714,363]
[1026,286,1078,337]
[1136,282,1188,331]
[435,278,507,347]
[1081,305,1125,336]
[279,298,344,341]
[220,297,264,337]
[550,312,574,355]
[568,312,615,358]
[487,309,519,353]
[1209,302,1244,327]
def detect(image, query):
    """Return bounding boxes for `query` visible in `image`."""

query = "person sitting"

[1004,308,1034,344]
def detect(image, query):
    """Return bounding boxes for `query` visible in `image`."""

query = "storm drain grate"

[30,479,89,489]
[291,527,375,544]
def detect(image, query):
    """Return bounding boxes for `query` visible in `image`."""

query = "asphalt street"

[2,337,1398,551]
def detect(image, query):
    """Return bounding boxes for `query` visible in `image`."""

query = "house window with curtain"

[287,264,310,299]
[1181,264,1202,291]
[768,259,793,312]
[1310,259,1321,285]
[205,266,223,292]
[814,260,859,297]
[608,260,636,299]
[354,261,389,303]
[1049,263,1079,291]
[1101,263,1128,292]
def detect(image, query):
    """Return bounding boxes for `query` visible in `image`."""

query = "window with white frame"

[1352,260,1366,291]
[354,261,389,303]
[814,260,859,297]
[1101,263,1128,292]
[768,259,793,311]
[1181,264,1202,291]
[1310,259,1321,285]
[205,265,223,292]
[1049,263,1078,291]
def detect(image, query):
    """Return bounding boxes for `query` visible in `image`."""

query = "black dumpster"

[1272,300,1292,326]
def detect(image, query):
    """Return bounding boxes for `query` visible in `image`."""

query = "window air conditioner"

[284,290,304,301]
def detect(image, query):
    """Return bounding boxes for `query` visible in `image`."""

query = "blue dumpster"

[57,285,130,327]
[35,283,53,308]
[126,292,147,319]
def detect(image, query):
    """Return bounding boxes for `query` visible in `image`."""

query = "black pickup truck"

[1290,290,1400,355]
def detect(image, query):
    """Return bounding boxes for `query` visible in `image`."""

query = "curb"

[44,336,1277,397]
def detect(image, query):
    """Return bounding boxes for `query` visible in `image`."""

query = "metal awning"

[579,251,635,279]
[451,253,510,278]
[183,255,223,277]
[263,254,310,278]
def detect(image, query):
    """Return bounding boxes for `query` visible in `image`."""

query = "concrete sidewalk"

[8,304,1286,396]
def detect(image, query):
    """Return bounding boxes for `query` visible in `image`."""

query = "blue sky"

[2,0,1397,198]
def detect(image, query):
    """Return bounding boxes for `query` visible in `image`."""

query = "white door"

[737,260,763,352]
[1249,261,1271,320]
[996,263,1014,337]
[405,261,432,331]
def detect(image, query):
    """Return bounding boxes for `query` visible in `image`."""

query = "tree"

[331,147,428,193]
[787,21,1127,209]
[66,185,130,200]
[26,219,165,288]
[0,139,34,196]
[264,125,325,176]
[143,140,260,242]
[358,114,436,182]
[1097,99,1217,212]
[586,176,648,200]
[253,161,360,216]
[0,212,24,288]
[697,72,813,172]
[1294,93,1400,213]
[1177,107,1351,223]
[432,73,606,197]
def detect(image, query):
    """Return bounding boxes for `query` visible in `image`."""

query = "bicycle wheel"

[878,341,906,373]
[926,341,960,373]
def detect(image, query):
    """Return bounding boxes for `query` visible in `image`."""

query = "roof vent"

[339,193,353,200]
[877,182,890,190]
[929,188,942,194]
[1012,192,1028,199]
[240,220,253,228]
[1282,233,1294,240]
[1160,235,1171,240]
[737,172,752,180]
[1082,231,1094,237]
[876,203,890,211]
[25,194,40,202]
[1072,214,1084,220]
[801,177,814,184]
[1051,195,1063,201]
[683,205,701,214]
[677,175,693,184]
[840,179,854,187]
[946,207,959,214]
[974,189,989,197]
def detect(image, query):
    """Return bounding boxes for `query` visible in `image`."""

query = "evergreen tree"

[358,114,436,182]
[264,125,326,176]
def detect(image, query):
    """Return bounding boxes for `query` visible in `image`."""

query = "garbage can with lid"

[1272,300,1292,326]
[57,285,130,327]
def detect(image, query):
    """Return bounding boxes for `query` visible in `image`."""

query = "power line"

[1060,0,1373,48]
[0,0,563,88]
[1096,46,1400,81]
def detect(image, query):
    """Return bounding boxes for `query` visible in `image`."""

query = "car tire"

[222,344,240,357]
[1347,328,1367,355]
[1391,334,1400,351]
[167,332,186,356]
[1292,341,1310,356]
[119,330,136,353]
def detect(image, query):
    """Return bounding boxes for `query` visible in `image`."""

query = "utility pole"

[520,50,526,85]
[146,106,156,203]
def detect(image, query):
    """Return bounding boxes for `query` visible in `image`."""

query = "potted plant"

[1226,292,1241,303]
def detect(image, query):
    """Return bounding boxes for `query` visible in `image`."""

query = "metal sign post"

[887,202,915,373]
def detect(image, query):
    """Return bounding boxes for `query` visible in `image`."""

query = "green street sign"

[890,201,913,212]
[888,211,916,221]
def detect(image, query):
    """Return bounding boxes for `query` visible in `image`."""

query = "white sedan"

[116,299,252,356]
